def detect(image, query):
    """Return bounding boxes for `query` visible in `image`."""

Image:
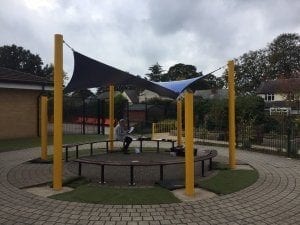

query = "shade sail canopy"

[64,51,178,99]
[155,76,206,94]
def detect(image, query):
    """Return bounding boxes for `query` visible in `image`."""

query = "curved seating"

[74,149,217,185]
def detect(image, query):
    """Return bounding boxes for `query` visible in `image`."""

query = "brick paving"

[0,145,299,224]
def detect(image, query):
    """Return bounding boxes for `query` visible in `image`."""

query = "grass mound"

[199,167,258,195]
[50,184,181,205]
[49,160,259,204]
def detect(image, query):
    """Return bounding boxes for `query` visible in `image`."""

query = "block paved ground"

[0,145,299,225]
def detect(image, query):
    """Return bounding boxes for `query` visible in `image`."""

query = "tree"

[42,63,53,79]
[223,33,300,95]
[71,89,95,100]
[166,63,199,81]
[114,94,128,120]
[202,74,225,89]
[267,33,300,79]
[0,44,45,76]
[233,49,268,95]
[146,63,165,81]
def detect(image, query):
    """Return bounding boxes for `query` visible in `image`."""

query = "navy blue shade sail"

[64,51,177,98]
[64,51,207,98]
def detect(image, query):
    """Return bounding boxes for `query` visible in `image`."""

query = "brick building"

[0,67,53,139]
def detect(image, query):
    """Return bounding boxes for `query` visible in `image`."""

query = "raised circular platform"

[66,150,216,186]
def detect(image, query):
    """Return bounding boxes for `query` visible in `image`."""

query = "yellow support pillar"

[40,95,48,160]
[109,85,114,150]
[185,91,195,196]
[228,60,236,169]
[152,123,155,140]
[177,100,182,146]
[53,34,63,190]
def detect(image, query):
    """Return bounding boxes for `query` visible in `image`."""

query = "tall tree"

[233,49,268,95]
[0,44,44,76]
[223,33,300,95]
[202,74,225,89]
[146,63,165,81]
[166,63,199,81]
[267,33,300,79]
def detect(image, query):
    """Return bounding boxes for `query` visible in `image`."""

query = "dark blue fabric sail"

[64,51,178,98]
[65,51,207,98]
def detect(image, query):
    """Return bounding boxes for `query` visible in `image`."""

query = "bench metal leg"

[90,143,93,156]
[76,145,79,159]
[65,147,69,162]
[160,165,164,181]
[209,158,212,171]
[78,162,82,176]
[140,140,143,153]
[99,165,105,184]
[129,166,135,186]
[201,161,205,177]
[106,141,109,153]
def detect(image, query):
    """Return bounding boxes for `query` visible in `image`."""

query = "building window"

[264,94,274,101]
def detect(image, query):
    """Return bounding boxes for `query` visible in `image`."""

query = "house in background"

[256,78,300,115]
[194,89,228,99]
[138,89,173,102]
[0,67,53,139]
[122,90,139,104]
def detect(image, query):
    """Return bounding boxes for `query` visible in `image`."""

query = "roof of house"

[194,89,228,99]
[97,91,121,99]
[257,78,300,94]
[123,90,139,103]
[0,67,53,86]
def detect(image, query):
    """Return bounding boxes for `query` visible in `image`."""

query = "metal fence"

[48,96,107,135]
[195,116,300,158]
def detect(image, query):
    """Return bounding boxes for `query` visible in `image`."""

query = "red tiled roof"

[256,78,300,94]
[0,67,53,86]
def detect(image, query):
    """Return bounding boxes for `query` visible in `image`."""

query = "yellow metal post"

[40,96,48,160]
[185,91,195,196]
[53,34,63,190]
[152,123,155,140]
[177,100,182,146]
[228,60,236,169]
[109,85,114,150]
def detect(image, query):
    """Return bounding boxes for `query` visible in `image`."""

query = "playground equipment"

[49,33,236,195]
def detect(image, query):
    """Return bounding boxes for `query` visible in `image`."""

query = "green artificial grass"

[0,134,106,152]
[199,169,259,195]
[49,163,258,204]
[50,184,181,205]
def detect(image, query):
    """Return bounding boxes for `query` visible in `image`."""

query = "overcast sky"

[1,0,299,80]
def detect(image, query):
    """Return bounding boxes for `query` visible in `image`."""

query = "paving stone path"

[0,146,299,225]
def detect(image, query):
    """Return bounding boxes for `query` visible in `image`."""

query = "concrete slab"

[25,186,73,197]
[235,164,254,170]
[172,188,217,202]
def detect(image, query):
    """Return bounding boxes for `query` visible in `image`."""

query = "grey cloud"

[0,0,299,79]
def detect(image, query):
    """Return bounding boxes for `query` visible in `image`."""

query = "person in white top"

[114,119,132,154]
